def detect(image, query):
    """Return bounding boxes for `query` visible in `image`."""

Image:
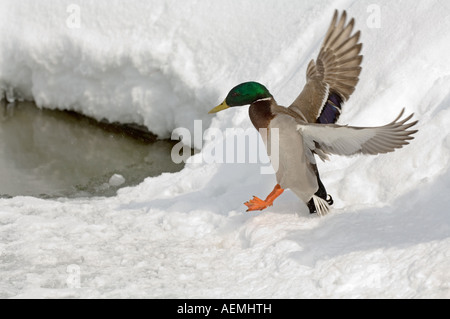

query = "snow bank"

[0,0,334,142]
[0,0,449,298]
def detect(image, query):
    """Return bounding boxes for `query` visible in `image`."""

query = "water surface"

[0,101,183,198]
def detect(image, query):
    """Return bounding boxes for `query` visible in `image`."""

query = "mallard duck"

[209,10,418,216]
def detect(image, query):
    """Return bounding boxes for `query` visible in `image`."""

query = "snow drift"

[0,0,449,298]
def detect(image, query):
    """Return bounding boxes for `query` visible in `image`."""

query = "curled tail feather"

[312,195,331,217]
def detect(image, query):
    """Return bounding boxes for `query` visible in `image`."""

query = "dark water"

[0,101,184,198]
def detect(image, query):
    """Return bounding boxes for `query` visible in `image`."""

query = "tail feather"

[312,195,331,217]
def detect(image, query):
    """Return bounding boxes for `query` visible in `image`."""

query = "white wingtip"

[312,195,331,217]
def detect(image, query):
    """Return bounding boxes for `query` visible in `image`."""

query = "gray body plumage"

[268,113,318,203]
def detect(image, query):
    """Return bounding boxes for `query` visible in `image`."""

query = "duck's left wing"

[289,10,363,124]
[297,109,418,161]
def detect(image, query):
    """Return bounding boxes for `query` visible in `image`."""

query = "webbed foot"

[245,196,271,212]
[244,184,285,213]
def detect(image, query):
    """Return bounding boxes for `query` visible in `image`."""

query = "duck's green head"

[209,82,273,114]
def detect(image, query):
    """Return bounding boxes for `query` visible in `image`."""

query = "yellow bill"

[208,101,230,114]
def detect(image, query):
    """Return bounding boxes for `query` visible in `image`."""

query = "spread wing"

[297,109,419,161]
[289,10,363,124]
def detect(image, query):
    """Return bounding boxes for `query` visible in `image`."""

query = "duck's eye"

[231,92,240,97]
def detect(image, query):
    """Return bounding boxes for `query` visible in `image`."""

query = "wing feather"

[289,10,363,124]
[297,109,419,161]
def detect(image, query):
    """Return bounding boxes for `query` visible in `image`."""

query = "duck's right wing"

[289,10,363,124]
[297,109,419,161]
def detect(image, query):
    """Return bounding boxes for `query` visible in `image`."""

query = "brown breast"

[248,99,276,131]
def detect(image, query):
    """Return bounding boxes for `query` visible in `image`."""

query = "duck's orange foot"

[245,196,271,212]
[244,184,285,213]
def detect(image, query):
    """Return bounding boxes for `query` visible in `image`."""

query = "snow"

[109,174,126,187]
[1,0,450,298]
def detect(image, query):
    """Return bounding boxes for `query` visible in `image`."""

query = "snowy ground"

[1,0,449,298]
